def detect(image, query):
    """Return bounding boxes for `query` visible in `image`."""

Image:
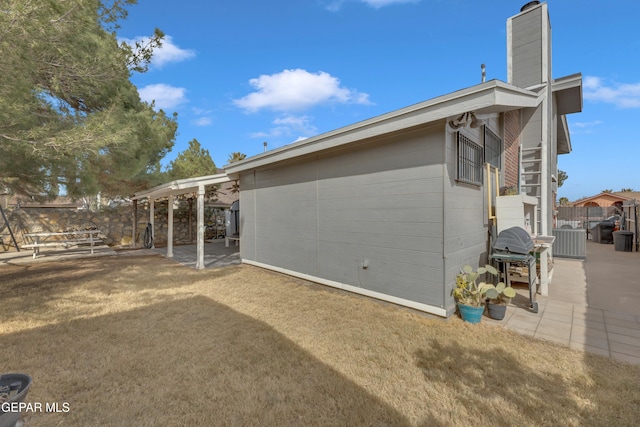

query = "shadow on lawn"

[1,295,411,427]
[415,339,588,425]
[0,256,238,309]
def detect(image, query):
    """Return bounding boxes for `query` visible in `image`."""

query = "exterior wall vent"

[520,1,540,12]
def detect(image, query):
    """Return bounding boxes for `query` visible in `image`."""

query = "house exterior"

[571,192,638,208]
[225,2,582,317]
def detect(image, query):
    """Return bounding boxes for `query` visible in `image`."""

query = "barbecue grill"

[490,226,538,313]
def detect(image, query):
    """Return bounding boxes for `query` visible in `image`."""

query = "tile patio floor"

[485,240,640,365]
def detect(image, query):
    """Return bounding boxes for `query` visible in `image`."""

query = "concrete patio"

[148,238,241,269]
[488,240,640,365]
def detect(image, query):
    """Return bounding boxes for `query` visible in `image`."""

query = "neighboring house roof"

[214,180,239,206]
[616,191,640,201]
[225,79,546,175]
[571,192,634,207]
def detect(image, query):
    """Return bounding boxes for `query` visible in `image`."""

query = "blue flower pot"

[458,303,484,324]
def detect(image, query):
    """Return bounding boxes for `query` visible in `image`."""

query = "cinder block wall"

[2,202,203,250]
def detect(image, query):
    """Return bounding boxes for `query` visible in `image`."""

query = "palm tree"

[227,152,247,164]
[227,152,247,194]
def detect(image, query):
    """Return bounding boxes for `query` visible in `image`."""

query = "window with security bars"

[457,132,483,186]
[484,127,502,169]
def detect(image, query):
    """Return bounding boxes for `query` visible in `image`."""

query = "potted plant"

[484,280,516,320]
[452,265,495,324]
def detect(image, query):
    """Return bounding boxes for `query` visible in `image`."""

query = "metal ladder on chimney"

[0,205,20,252]
[520,145,542,234]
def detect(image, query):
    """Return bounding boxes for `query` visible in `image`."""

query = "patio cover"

[131,173,231,269]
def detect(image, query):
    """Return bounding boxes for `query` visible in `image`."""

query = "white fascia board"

[131,173,230,200]
[226,81,540,174]
[557,114,572,154]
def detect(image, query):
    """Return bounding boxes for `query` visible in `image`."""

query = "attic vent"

[520,1,540,12]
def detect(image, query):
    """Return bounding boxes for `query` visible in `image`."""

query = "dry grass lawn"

[1,254,639,426]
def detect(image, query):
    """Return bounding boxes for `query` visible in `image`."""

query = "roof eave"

[225,80,541,174]
[557,115,572,154]
[553,73,583,115]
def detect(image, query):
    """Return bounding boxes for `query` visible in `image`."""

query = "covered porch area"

[131,173,232,269]
[151,239,240,269]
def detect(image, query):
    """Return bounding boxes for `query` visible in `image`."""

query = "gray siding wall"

[239,124,450,309]
[510,7,544,88]
[442,126,491,314]
[254,158,318,275]
[316,128,445,307]
[239,171,256,261]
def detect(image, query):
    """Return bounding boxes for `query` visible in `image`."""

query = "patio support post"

[132,199,137,249]
[150,199,155,249]
[196,185,205,269]
[167,195,174,258]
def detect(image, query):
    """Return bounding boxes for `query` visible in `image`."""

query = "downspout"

[541,138,548,235]
[442,132,447,312]
[486,163,499,222]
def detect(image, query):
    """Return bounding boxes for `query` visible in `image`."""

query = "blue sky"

[117,0,640,202]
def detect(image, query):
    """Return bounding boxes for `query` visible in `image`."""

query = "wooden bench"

[22,230,103,258]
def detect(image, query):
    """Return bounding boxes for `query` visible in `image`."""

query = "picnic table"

[225,233,239,248]
[22,230,103,258]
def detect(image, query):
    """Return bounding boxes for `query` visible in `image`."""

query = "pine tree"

[0,0,176,198]
[166,139,217,180]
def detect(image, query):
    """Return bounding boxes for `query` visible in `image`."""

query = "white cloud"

[138,84,187,110]
[249,115,318,140]
[191,107,213,116]
[234,69,371,113]
[190,107,213,126]
[273,115,318,135]
[583,76,640,108]
[572,120,603,128]
[324,0,419,11]
[361,0,420,8]
[193,117,212,126]
[571,119,603,135]
[120,35,195,68]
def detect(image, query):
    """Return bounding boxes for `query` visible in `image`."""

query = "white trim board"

[242,259,449,318]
